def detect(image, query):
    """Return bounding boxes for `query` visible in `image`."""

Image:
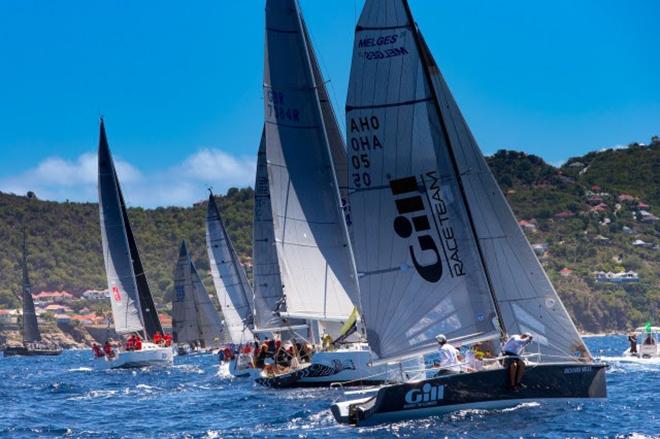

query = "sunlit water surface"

[0,336,657,438]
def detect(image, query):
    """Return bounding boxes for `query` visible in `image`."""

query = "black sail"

[21,228,41,343]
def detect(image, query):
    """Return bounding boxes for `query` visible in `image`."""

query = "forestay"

[418,33,591,362]
[263,0,358,321]
[98,119,146,336]
[173,241,223,347]
[346,0,501,361]
[206,193,254,343]
[21,229,41,343]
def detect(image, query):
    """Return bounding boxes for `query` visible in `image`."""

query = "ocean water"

[0,336,657,438]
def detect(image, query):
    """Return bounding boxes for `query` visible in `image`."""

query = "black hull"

[3,346,63,357]
[332,363,607,426]
[255,362,386,389]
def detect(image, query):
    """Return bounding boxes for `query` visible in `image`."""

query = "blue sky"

[0,1,658,207]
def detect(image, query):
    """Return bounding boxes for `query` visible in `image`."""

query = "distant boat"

[171,241,224,355]
[332,0,606,425]
[95,118,173,369]
[206,190,256,377]
[252,0,423,388]
[624,325,659,358]
[2,225,62,357]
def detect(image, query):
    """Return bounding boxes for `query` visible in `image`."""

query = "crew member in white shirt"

[502,332,533,390]
[434,334,462,375]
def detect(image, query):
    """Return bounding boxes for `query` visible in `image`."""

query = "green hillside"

[0,139,658,333]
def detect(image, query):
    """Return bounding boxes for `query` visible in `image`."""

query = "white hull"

[225,353,254,378]
[623,346,659,358]
[254,346,424,387]
[94,343,174,369]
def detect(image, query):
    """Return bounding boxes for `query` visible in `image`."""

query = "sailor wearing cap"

[434,334,461,375]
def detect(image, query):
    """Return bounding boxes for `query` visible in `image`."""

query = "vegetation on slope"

[0,139,657,333]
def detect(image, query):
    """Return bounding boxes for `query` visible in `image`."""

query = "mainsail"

[263,0,358,322]
[206,192,254,343]
[97,119,163,339]
[21,228,41,343]
[416,27,591,362]
[346,0,502,361]
[347,0,590,363]
[172,241,223,347]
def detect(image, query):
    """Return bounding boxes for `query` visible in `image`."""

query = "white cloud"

[0,148,255,208]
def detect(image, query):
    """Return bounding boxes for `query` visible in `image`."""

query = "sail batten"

[206,193,254,344]
[263,0,359,323]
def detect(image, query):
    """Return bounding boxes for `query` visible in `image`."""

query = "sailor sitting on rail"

[502,332,533,391]
[434,334,462,375]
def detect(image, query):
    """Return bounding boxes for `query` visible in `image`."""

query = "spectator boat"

[624,325,659,358]
[331,0,606,425]
[94,119,173,369]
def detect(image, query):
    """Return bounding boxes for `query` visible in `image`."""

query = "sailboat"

[95,118,174,369]
[206,190,255,376]
[252,130,307,338]
[2,227,62,357]
[331,0,606,425]
[253,0,423,388]
[172,241,224,355]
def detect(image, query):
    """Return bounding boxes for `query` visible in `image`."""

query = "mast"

[400,0,507,338]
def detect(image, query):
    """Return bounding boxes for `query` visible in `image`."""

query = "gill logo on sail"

[390,177,443,283]
[404,383,445,407]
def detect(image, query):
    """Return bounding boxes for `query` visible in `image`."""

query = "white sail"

[253,131,291,331]
[173,241,224,347]
[263,0,358,322]
[346,0,502,361]
[420,35,591,362]
[97,119,145,335]
[206,193,254,344]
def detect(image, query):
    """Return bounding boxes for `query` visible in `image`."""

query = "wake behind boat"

[332,0,606,425]
[93,118,174,370]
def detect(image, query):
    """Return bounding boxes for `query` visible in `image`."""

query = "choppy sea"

[0,335,657,438]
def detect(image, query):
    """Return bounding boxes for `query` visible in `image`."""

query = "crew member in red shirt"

[92,343,104,358]
[134,335,143,351]
[103,340,114,358]
[164,333,173,347]
[126,335,135,351]
[153,331,163,345]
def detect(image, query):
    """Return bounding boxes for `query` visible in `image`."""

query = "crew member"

[321,331,334,352]
[92,343,104,358]
[126,335,135,351]
[628,333,638,354]
[153,331,163,345]
[103,340,114,358]
[502,332,533,390]
[134,334,143,351]
[164,333,173,347]
[434,334,461,375]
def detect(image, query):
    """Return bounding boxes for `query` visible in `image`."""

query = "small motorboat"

[624,326,659,358]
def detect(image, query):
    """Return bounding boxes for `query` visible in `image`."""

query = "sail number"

[352,154,371,188]
[266,90,300,123]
